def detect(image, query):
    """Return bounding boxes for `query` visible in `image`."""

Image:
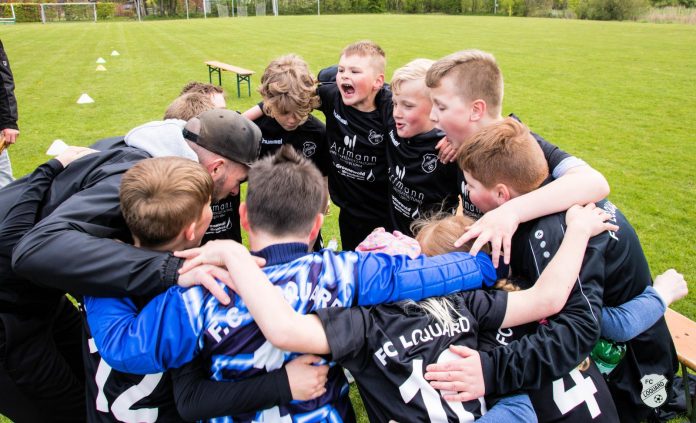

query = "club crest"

[421,153,438,173]
[368,129,383,145]
[640,374,668,408]
[302,141,317,157]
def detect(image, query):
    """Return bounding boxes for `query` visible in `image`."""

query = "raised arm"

[501,204,617,328]
[242,104,264,121]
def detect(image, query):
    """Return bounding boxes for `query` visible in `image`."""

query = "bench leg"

[236,74,251,98]
[208,66,223,86]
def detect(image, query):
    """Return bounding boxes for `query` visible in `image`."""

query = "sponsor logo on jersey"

[344,134,356,150]
[421,153,438,173]
[640,374,668,407]
[394,165,405,180]
[302,141,317,157]
[262,137,283,145]
[389,129,400,147]
[333,109,348,125]
[367,129,383,145]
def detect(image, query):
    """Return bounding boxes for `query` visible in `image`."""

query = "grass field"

[0,14,694,422]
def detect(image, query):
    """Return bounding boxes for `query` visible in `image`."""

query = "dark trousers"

[338,211,390,251]
[0,296,86,422]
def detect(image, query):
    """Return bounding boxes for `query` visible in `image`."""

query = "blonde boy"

[180,81,227,109]
[316,40,393,250]
[426,118,677,423]
[425,49,610,266]
[385,58,459,235]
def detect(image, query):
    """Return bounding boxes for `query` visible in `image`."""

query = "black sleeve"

[479,218,606,395]
[11,173,181,298]
[460,289,508,332]
[171,356,293,421]
[316,83,335,117]
[315,306,370,370]
[0,40,18,130]
[533,133,572,174]
[0,159,63,260]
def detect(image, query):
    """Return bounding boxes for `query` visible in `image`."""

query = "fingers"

[198,276,230,305]
[442,392,479,402]
[453,227,480,248]
[252,256,267,268]
[448,345,476,358]
[469,233,491,262]
[502,233,512,265]
[209,267,234,288]
[295,354,324,365]
[174,247,201,260]
[177,256,205,274]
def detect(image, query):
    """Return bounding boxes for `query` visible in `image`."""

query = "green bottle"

[591,339,627,375]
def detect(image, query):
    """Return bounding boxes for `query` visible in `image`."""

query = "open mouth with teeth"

[341,82,355,96]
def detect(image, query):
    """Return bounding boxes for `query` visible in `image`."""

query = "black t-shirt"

[204,194,241,243]
[459,114,572,219]
[479,322,619,422]
[253,105,328,175]
[385,126,460,235]
[317,290,507,422]
[317,83,391,222]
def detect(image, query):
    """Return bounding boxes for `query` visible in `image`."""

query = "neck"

[351,91,379,113]
[133,236,186,253]
[248,230,310,252]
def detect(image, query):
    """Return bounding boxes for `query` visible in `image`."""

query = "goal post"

[40,2,97,24]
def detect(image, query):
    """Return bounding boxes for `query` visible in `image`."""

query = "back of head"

[341,40,386,75]
[183,109,262,165]
[180,81,224,97]
[425,49,504,118]
[391,58,434,95]
[164,92,216,121]
[120,157,213,249]
[246,145,326,237]
[457,117,548,195]
[259,54,319,120]
[413,213,487,256]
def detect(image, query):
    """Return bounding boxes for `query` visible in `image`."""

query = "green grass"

[0,15,694,423]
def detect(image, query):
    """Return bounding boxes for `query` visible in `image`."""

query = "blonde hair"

[120,157,213,248]
[341,40,386,75]
[259,54,319,122]
[425,49,504,118]
[163,92,215,121]
[180,81,224,97]
[457,117,548,195]
[391,58,434,95]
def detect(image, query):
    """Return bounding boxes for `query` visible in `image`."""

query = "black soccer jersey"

[385,125,460,235]
[203,194,242,243]
[253,106,328,175]
[317,290,508,422]
[317,83,391,222]
[459,114,573,219]
[83,316,184,423]
[480,322,619,422]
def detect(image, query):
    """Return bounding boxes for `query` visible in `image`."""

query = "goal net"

[40,2,97,23]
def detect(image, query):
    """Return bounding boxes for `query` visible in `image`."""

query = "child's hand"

[285,355,329,401]
[177,264,234,305]
[175,240,265,273]
[424,345,485,402]
[653,269,688,307]
[455,206,521,268]
[435,137,457,164]
[565,203,619,237]
[55,146,97,167]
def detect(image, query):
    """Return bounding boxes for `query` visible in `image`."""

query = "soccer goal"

[40,2,97,23]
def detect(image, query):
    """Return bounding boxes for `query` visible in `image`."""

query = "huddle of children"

[0,40,689,423]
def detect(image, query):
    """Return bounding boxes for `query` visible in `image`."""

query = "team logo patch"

[421,154,438,173]
[302,141,316,157]
[368,129,383,145]
[640,374,668,408]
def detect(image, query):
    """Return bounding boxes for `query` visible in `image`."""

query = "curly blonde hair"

[259,54,319,122]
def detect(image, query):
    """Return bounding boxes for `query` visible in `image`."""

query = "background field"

[0,14,694,422]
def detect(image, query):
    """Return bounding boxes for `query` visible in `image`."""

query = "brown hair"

[180,81,224,96]
[246,145,326,237]
[341,40,386,74]
[120,157,213,248]
[163,92,215,120]
[413,213,489,256]
[259,54,319,121]
[457,117,548,195]
[425,50,504,118]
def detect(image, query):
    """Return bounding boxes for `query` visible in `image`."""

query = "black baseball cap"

[183,109,261,166]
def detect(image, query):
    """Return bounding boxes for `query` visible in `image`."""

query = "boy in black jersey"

[385,58,460,235]
[189,201,616,422]
[426,118,679,423]
[425,49,610,268]
[243,55,329,250]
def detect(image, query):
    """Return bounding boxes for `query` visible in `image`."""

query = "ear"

[373,73,385,91]
[239,202,250,232]
[183,220,197,242]
[205,158,225,178]
[307,213,324,245]
[470,99,487,122]
[493,183,512,205]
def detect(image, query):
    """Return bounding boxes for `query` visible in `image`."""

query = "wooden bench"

[665,307,696,422]
[205,60,254,98]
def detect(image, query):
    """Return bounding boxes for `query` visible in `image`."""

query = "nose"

[429,106,438,123]
[393,104,402,119]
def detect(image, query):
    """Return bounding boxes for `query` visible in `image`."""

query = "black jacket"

[0,40,18,131]
[6,147,181,310]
